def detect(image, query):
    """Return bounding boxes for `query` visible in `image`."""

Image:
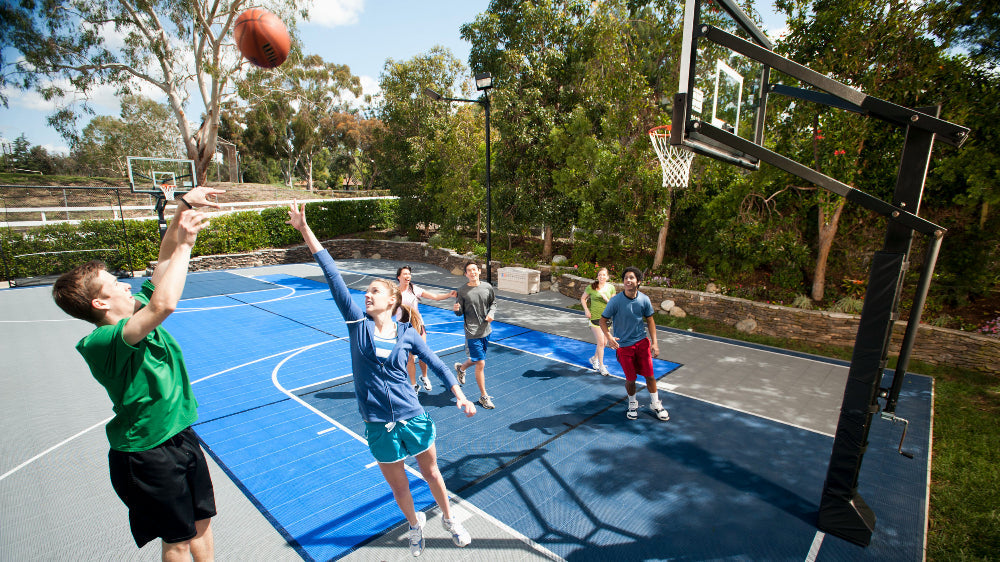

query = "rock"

[371,253,381,260]
[670,306,687,318]
[550,280,560,292]
[552,255,568,265]
[660,299,675,312]
[352,250,362,259]
[540,281,552,291]
[706,282,719,293]
[736,318,758,333]
[451,267,464,275]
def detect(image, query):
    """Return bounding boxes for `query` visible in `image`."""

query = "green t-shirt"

[584,283,616,320]
[76,280,198,452]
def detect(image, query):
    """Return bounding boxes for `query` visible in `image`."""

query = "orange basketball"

[234,8,291,69]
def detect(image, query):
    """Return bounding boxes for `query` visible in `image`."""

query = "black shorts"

[109,427,217,547]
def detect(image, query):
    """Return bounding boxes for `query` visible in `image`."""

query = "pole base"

[818,490,876,547]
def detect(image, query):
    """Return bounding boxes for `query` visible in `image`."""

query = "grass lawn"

[570,303,1000,560]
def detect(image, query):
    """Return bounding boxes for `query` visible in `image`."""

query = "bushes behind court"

[0,199,398,278]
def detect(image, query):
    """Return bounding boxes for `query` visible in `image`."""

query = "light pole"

[424,72,494,284]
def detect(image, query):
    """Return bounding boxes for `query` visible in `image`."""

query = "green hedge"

[1,199,398,279]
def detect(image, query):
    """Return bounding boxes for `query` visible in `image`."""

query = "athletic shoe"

[443,516,472,547]
[409,511,426,557]
[454,363,466,385]
[588,356,600,371]
[413,383,421,393]
[626,401,638,420]
[478,395,495,409]
[420,375,432,391]
[599,364,611,376]
[650,400,670,421]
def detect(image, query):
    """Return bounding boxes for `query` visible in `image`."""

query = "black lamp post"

[423,72,494,284]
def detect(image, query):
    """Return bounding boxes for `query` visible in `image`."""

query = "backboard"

[126,156,196,195]
[673,0,772,170]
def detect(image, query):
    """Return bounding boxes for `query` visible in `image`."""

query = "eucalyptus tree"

[463,0,687,263]
[370,47,478,237]
[0,0,299,184]
[73,95,181,176]
[773,0,954,301]
[238,52,361,189]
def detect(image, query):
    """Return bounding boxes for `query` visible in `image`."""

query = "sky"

[0,0,786,156]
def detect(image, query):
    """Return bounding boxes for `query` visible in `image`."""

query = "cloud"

[306,0,365,27]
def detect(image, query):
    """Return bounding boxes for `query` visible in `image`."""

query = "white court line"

[0,318,76,323]
[805,531,824,561]
[273,339,565,561]
[2,342,331,480]
[290,374,352,393]
[0,416,111,482]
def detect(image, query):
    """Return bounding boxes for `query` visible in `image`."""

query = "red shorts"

[615,337,654,382]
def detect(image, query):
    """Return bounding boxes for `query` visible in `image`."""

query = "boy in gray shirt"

[453,262,498,409]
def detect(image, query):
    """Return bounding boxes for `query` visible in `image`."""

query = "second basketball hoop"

[649,124,695,189]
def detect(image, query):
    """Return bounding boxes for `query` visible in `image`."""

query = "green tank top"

[76,280,198,451]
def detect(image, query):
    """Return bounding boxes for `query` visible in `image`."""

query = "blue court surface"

[130,269,931,561]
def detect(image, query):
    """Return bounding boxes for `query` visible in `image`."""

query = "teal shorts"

[364,412,436,464]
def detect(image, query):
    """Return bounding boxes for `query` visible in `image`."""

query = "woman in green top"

[581,267,616,375]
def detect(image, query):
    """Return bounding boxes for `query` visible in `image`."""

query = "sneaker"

[599,364,611,376]
[588,356,600,371]
[626,401,638,420]
[420,375,432,391]
[478,395,495,409]
[443,516,472,547]
[409,511,426,557]
[650,400,670,421]
[454,363,466,385]
[413,383,421,393]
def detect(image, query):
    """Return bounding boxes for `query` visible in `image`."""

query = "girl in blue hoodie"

[287,203,476,556]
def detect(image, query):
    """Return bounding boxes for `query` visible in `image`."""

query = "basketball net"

[649,125,695,189]
[158,182,176,202]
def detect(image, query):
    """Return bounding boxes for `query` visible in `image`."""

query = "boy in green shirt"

[52,186,222,560]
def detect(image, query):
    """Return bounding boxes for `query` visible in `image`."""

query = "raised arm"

[287,202,362,321]
[150,186,225,289]
[424,289,457,301]
[123,209,210,345]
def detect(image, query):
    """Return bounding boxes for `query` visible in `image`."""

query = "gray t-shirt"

[455,282,497,339]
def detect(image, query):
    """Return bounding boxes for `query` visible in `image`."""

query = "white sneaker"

[626,401,638,420]
[650,400,670,421]
[443,516,471,547]
[588,356,600,371]
[478,395,495,409]
[453,363,466,385]
[599,364,610,376]
[420,375,432,391]
[409,511,426,557]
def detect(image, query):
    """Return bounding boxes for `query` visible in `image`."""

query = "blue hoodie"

[315,249,459,422]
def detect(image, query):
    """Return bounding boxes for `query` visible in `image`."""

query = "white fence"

[1,196,397,228]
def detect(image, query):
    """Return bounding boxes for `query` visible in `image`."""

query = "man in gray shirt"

[453,262,498,409]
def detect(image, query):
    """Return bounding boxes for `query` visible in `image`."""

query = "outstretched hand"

[286,201,307,231]
[184,186,225,209]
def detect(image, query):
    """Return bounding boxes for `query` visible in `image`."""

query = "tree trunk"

[542,225,553,260]
[652,187,674,269]
[811,195,847,301]
[305,153,314,191]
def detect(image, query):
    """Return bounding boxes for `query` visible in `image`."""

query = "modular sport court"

[1,258,933,561]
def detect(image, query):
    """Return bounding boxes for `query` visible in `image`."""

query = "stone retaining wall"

[149,239,999,374]
[556,273,1000,374]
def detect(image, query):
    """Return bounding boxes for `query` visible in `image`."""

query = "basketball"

[234,8,291,69]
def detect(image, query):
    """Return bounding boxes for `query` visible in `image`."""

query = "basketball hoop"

[158,182,176,202]
[649,125,695,189]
